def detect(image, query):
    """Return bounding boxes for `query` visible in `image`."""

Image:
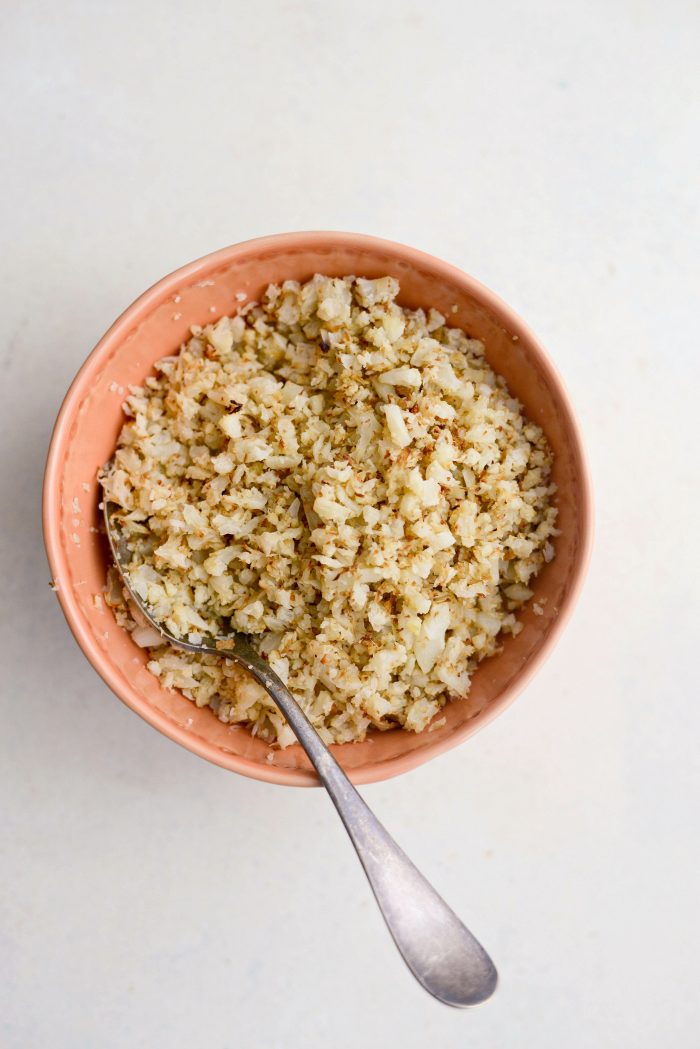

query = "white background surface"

[1,1,698,1046]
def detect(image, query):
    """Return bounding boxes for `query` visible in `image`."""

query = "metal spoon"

[103,498,498,1008]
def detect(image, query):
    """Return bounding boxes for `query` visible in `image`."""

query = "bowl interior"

[45,234,589,785]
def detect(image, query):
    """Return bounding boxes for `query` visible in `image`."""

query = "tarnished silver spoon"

[103,497,498,1008]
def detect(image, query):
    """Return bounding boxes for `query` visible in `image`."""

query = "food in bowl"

[100,274,557,747]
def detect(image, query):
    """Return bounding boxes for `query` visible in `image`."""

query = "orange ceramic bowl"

[43,232,592,787]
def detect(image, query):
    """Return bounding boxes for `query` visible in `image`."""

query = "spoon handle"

[239,644,498,1008]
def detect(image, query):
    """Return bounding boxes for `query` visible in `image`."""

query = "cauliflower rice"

[100,274,557,747]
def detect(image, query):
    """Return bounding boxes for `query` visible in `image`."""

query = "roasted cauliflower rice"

[100,275,557,747]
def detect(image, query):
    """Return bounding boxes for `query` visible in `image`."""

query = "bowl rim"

[43,231,593,787]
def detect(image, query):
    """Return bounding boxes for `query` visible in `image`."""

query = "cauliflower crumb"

[383,404,412,448]
[100,274,556,746]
